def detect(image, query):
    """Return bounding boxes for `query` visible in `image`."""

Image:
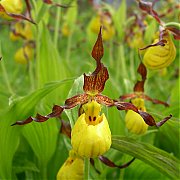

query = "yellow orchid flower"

[0,0,23,19]
[10,22,34,41]
[71,100,111,158]
[143,31,176,70]
[14,45,34,64]
[89,15,115,41]
[125,98,148,135]
[57,150,84,180]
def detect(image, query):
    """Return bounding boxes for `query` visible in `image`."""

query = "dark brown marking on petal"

[83,65,109,94]
[119,94,137,101]
[99,156,135,169]
[142,94,169,107]
[156,114,172,127]
[65,94,89,109]
[95,94,114,107]
[138,110,156,126]
[165,26,180,40]
[46,105,64,118]
[114,101,139,113]
[91,26,104,66]
[11,117,33,126]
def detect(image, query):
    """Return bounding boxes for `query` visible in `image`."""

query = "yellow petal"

[0,0,23,20]
[125,110,148,135]
[57,150,84,180]
[89,16,115,41]
[71,113,111,158]
[143,32,176,69]
[14,45,33,64]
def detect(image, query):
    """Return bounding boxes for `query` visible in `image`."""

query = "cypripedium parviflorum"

[143,31,176,70]
[0,0,23,19]
[12,27,172,161]
[89,13,115,41]
[14,44,34,64]
[57,150,84,180]
[71,100,111,158]
[120,63,170,134]
[10,21,34,41]
[138,0,179,70]
[62,23,71,37]
[125,98,148,134]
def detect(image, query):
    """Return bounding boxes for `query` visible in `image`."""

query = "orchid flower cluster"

[12,27,172,179]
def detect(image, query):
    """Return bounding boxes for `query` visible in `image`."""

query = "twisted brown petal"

[119,94,137,101]
[95,94,114,107]
[137,0,162,24]
[0,4,36,24]
[114,101,139,113]
[99,156,135,169]
[142,94,169,107]
[91,26,104,69]
[65,94,89,109]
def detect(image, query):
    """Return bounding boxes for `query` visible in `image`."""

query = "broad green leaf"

[144,19,157,44]
[36,24,70,103]
[112,135,180,179]
[123,159,168,180]
[113,0,126,41]
[0,79,73,179]
[65,75,84,127]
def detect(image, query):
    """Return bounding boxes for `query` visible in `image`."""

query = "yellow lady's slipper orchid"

[89,15,115,41]
[57,150,84,180]
[0,0,23,19]
[71,100,111,158]
[143,32,176,70]
[14,45,33,64]
[125,98,148,134]
[10,22,34,41]
[9,22,24,41]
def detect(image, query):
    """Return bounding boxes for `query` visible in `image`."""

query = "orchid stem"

[84,158,90,180]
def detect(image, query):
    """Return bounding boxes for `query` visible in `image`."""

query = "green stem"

[0,43,15,95]
[164,22,180,29]
[28,61,35,91]
[54,7,61,47]
[0,60,15,95]
[84,158,90,180]
[66,32,73,62]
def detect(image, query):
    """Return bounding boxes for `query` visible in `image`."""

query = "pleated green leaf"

[0,79,74,179]
[112,135,180,179]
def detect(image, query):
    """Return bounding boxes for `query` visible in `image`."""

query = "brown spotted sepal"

[83,27,109,96]
[137,0,162,24]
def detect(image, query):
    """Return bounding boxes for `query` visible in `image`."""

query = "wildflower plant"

[12,27,173,178]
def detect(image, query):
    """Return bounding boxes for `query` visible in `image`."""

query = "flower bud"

[125,98,148,134]
[0,0,23,20]
[62,23,71,37]
[57,150,84,180]
[14,45,33,64]
[71,100,111,158]
[143,31,176,69]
